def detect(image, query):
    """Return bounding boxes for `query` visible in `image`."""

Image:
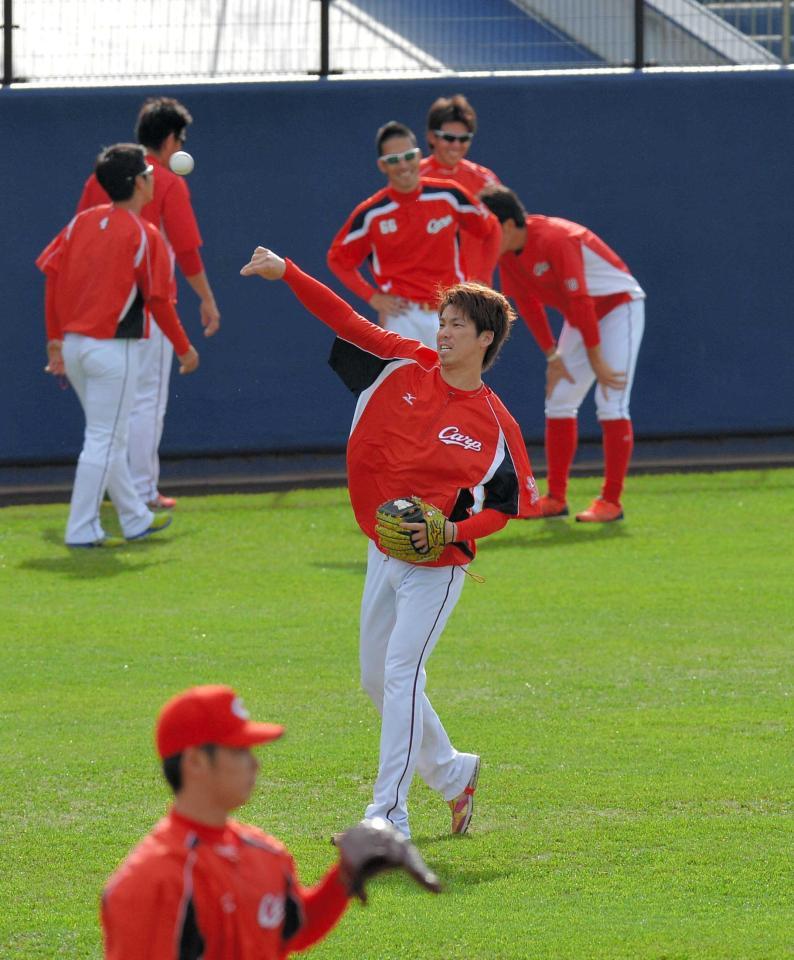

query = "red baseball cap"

[155,685,284,759]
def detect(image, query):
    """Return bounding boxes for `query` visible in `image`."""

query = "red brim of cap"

[218,722,285,748]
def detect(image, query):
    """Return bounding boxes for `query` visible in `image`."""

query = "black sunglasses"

[433,130,473,144]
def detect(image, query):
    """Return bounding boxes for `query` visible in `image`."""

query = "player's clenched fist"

[240,246,286,281]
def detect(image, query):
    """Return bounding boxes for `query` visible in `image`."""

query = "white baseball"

[169,151,195,176]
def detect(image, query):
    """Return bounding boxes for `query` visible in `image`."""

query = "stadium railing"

[2,0,792,88]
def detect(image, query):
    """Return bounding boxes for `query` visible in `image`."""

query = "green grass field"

[1,469,792,959]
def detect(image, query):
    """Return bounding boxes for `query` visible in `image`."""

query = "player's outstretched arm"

[240,247,286,281]
[240,250,437,367]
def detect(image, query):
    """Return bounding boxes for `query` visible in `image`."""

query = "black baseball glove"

[336,817,442,903]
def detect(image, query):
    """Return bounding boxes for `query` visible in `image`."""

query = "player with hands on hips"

[37,144,198,548]
[242,246,537,840]
[420,93,502,285]
[326,120,501,347]
[480,185,645,523]
[77,96,220,511]
[101,684,440,960]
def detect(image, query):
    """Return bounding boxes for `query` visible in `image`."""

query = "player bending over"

[241,248,537,839]
[481,185,645,523]
[101,685,440,959]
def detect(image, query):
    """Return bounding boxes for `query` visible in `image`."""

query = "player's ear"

[479,330,494,348]
[182,745,212,780]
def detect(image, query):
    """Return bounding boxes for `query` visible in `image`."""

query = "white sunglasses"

[381,148,421,165]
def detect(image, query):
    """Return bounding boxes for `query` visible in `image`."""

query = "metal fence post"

[2,0,14,87]
[782,0,791,65]
[311,0,340,77]
[634,0,645,70]
[319,0,331,77]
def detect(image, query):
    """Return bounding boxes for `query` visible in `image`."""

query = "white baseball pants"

[384,302,438,348]
[128,319,174,502]
[62,334,153,544]
[545,299,645,420]
[360,539,479,837]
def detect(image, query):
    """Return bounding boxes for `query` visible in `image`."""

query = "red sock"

[600,419,633,504]
[545,418,577,502]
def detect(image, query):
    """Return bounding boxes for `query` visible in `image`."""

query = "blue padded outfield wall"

[2,70,793,463]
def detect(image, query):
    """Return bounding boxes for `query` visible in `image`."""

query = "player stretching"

[242,247,537,839]
[327,120,500,347]
[481,185,645,523]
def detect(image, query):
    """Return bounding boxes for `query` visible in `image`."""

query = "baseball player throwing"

[242,246,537,839]
[327,120,500,347]
[481,186,645,522]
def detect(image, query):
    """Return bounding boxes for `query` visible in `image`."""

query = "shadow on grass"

[421,838,510,886]
[16,527,167,579]
[489,520,629,551]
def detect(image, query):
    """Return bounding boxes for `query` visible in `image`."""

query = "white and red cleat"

[575,498,624,523]
[448,756,480,835]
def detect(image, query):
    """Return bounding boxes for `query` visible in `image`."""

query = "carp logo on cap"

[231,696,250,720]
[155,685,284,758]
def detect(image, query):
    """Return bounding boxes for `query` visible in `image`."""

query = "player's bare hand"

[400,519,455,552]
[178,346,199,375]
[591,361,627,399]
[240,247,286,280]
[200,298,220,337]
[45,340,65,376]
[400,520,428,552]
[545,355,575,398]
[369,292,409,317]
[585,345,626,400]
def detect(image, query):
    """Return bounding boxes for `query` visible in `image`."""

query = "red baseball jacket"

[101,810,349,960]
[283,260,537,566]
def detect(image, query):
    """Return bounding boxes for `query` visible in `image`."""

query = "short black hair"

[376,120,417,155]
[135,96,192,151]
[479,185,527,229]
[94,143,149,202]
[427,94,477,134]
[438,282,515,372]
[161,744,217,794]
